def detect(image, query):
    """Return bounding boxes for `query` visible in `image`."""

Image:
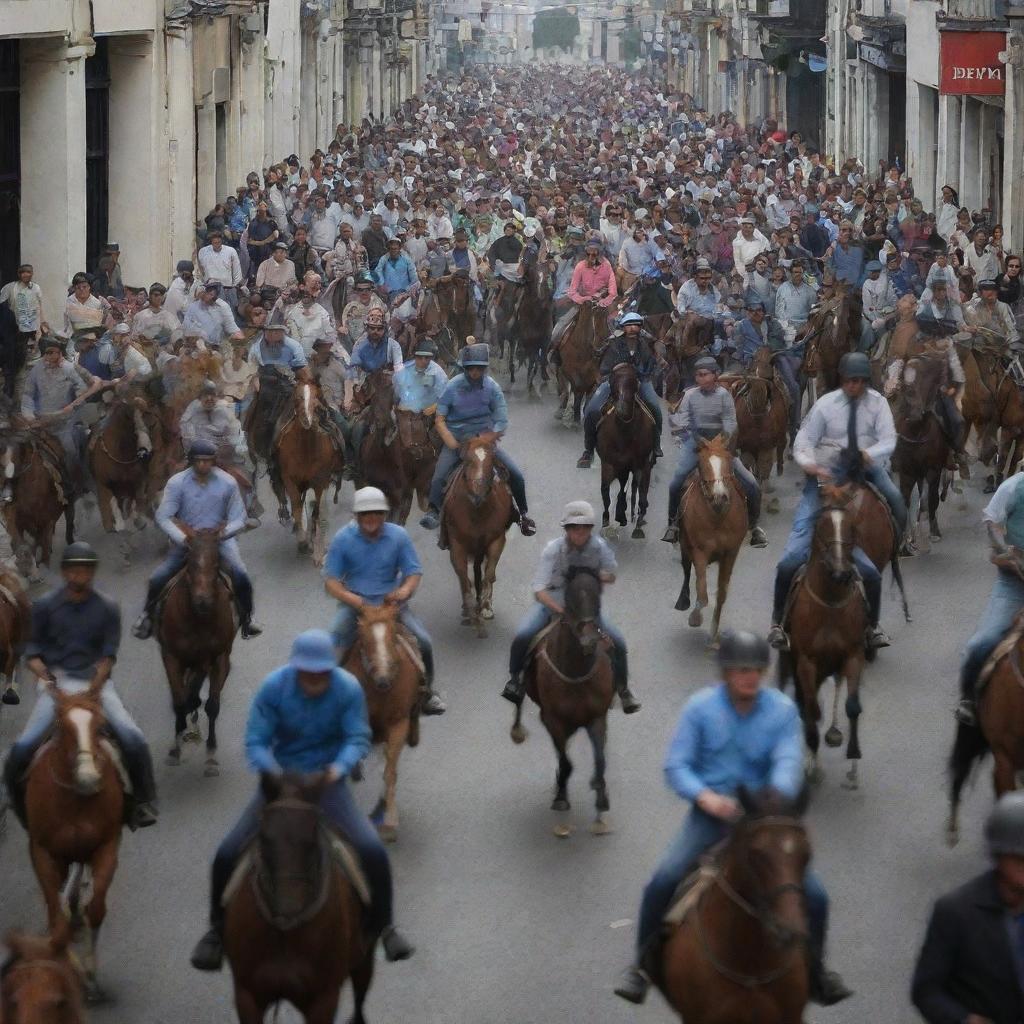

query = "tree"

[532,9,581,53]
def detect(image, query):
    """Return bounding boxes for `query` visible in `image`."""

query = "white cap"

[112,323,131,336]
[560,500,596,527]
[353,486,390,514]
[523,225,537,238]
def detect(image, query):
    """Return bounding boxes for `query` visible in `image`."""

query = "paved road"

[0,373,997,1023]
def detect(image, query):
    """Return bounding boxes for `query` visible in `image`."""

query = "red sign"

[940,31,1006,96]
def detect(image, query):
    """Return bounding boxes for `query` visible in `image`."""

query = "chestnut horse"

[156,530,236,775]
[956,341,1000,471]
[673,435,748,643]
[555,301,607,426]
[223,773,374,1024]
[656,789,811,1024]
[1,930,85,1024]
[509,567,615,834]
[663,313,714,405]
[514,255,554,393]
[778,486,868,788]
[23,678,124,1001]
[0,567,30,705]
[440,438,513,636]
[395,408,441,525]
[356,370,407,521]
[801,283,860,393]
[342,603,421,842]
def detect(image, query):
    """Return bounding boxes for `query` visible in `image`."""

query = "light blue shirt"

[323,521,422,602]
[984,473,1024,548]
[348,335,404,377]
[793,387,896,473]
[437,372,508,441]
[774,280,818,325]
[394,360,449,411]
[155,466,247,545]
[182,297,239,346]
[373,252,418,294]
[252,334,307,369]
[664,684,803,803]
[675,279,721,319]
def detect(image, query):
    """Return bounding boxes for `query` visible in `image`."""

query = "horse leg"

[163,656,189,765]
[688,551,709,628]
[379,717,410,843]
[631,465,651,539]
[586,717,611,834]
[614,472,628,528]
[348,947,377,1024]
[287,478,309,553]
[81,838,119,1001]
[760,451,778,513]
[543,714,573,812]
[709,549,737,645]
[234,990,268,1024]
[842,658,865,791]
[600,470,614,537]
[304,994,343,1024]
[28,840,70,941]
[674,554,692,611]
[927,468,942,542]
[993,750,1018,797]
[795,655,823,783]
[478,534,506,624]
[448,544,475,627]
[311,487,328,567]
[95,481,117,533]
[204,653,229,778]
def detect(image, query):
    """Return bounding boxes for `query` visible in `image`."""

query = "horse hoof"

[297,540,311,554]
[591,817,613,836]
[946,825,960,848]
[480,605,494,620]
[805,764,824,785]
[930,532,942,543]
[631,527,644,540]
[84,981,108,1006]
[510,723,527,744]
[551,797,570,812]
[379,824,398,844]
[767,498,780,514]
[204,761,220,778]
[461,616,472,627]
[553,824,572,839]
[476,625,488,639]
[602,526,619,541]
[688,607,703,628]
[165,751,181,767]
[824,726,843,748]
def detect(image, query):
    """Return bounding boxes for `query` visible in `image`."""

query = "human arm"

[792,402,828,476]
[909,899,977,1024]
[863,394,897,463]
[387,532,423,603]
[434,413,459,450]
[154,475,187,545]
[222,478,247,538]
[489,382,509,434]
[720,389,738,438]
[328,678,373,780]
[566,261,587,305]
[244,680,283,774]
[663,700,738,817]
[322,531,367,610]
[767,700,803,798]
[23,599,54,680]
[598,262,618,307]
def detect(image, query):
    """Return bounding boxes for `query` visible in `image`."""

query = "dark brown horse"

[993,373,1024,486]
[23,678,124,1001]
[437,274,476,350]
[484,278,523,367]
[956,342,1001,470]
[801,283,860,393]
[673,435,748,644]
[663,313,714,405]
[440,437,513,636]
[356,370,407,522]
[514,256,554,393]
[510,567,614,834]
[595,363,655,540]
[342,603,421,843]
[395,408,441,525]
[156,529,236,775]
[656,788,811,1024]
[223,773,374,1024]
[0,567,30,705]
[555,301,607,426]
[1,930,85,1024]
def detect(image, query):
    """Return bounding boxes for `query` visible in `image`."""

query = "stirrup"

[767,624,789,650]
[954,699,977,727]
[661,523,678,544]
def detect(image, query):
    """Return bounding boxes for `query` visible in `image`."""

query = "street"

[0,373,996,1024]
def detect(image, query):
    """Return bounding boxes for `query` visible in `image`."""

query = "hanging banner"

[939,31,1006,96]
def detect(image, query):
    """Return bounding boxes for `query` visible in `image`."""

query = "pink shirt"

[568,259,618,307]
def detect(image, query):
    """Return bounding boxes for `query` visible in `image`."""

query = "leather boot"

[502,672,526,705]
[190,926,224,972]
[614,965,650,1004]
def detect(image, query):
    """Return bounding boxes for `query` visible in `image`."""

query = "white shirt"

[286,303,336,356]
[732,230,771,279]
[794,388,897,474]
[861,277,898,321]
[166,277,201,320]
[198,244,243,287]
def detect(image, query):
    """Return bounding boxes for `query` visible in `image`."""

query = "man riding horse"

[661,356,766,547]
[577,312,664,468]
[189,628,416,971]
[418,343,536,536]
[550,238,618,368]
[131,439,262,640]
[613,630,851,1008]
[394,338,449,413]
[3,542,159,829]
[768,351,906,652]
[501,499,640,713]
[349,306,404,381]
[324,486,446,716]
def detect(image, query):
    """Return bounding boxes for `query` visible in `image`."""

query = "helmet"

[460,342,490,367]
[618,312,645,328]
[352,486,390,514]
[693,355,721,375]
[61,542,99,567]
[838,351,872,381]
[986,792,1024,857]
[413,339,437,357]
[560,500,596,527]
[199,379,219,396]
[188,438,218,460]
[289,629,337,673]
[717,629,770,670]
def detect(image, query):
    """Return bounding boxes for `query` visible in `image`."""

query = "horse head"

[449,274,471,315]
[749,345,774,381]
[1,930,84,1024]
[609,362,638,419]
[293,381,321,431]
[365,370,396,431]
[898,354,944,427]
[563,566,603,657]
[357,602,399,690]
[48,679,107,797]
[185,528,222,616]
[696,434,734,513]
[461,437,496,507]
[815,486,857,584]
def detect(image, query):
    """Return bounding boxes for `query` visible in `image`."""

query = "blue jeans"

[427,443,528,514]
[667,438,761,525]
[508,602,629,689]
[333,602,434,685]
[209,779,393,933]
[774,352,801,434]
[583,379,663,452]
[960,569,1024,699]
[636,808,828,956]
[145,538,253,620]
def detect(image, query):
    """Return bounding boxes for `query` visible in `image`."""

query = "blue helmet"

[618,312,645,328]
[188,438,217,460]
[289,629,337,673]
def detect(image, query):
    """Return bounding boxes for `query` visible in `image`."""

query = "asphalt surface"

[0,370,998,1023]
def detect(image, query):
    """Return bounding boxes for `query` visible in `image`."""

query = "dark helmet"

[413,339,437,357]
[717,629,770,670]
[188,438,218,460]
[838,351,872,381]
[693,355,721,375]
[986,792,1024,857]
[61,541,99,567]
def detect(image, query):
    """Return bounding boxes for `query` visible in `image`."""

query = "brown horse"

[656,789,811,1024]
[342,603,421,843]
[438,274,476,350]
[801,283,860,393]
[778,485,868,788]
[156,529,236,774]
[484,278,523,367]
[0,567,30,705]
[673,435,748,643]
[223,773,374,1024]
[956,342,1001,470]
[596,363,655,540]
[514,256,554,393]
[440,438,513,636]
[395,408,441,524]
[356,370,408,521]
[663,313,714,405]
[509,567,614,833]
[274,381,344,565]
[1,930,85,1024]
[555,301,607,426]
[23,678,124,1001]
[993,374,1024,486]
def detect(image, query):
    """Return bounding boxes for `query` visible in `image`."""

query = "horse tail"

[949,718,989,807]
[889,553,911,623]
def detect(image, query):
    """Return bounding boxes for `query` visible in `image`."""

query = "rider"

[577,311,664,468]
[501,500,641,713]
[612,630,851,1007]
[324,486,445,716]
[348,307,404,379]
[251,316,312,381]
[550,238,619,366]
[660,355,767,548]
[418,342,536,536]
[2,542,159,829]
[394,338,449,413]
[767,351,905,652]
[131,438,262,640]
[188,628,416,971]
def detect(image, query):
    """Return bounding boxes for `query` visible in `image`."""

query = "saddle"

[436,459,514,552]
[153,565,237,632]
[977,609,1024,696]
[779,561,867,632]
[4,428,70,505]
[597,395,657,429]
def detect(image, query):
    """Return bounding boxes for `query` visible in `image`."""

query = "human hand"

[859,449,873,466]
[697,791,741,821]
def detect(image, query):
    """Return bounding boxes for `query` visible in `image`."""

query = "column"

[959,97,980,211]
[195,97,217,225]
[977,103,997,216]
[1003,39,1024,252]
[238,28,265,181]
[299,27,317,158]
[937,93,961,195]
[165,23,196,271]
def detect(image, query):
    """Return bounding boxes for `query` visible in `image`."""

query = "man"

[485,219,524,283]
[340,275,387,352]
[394,338,448,413]
[183,282,243,349]
[675,258,721,320]
[132,283,183,348]
[613,629,850,1007]
[327,222,365,284]
[912,792,1024,1022]
[768,351,905,651]
[348,307,404,377]
[2,542,158,830]
[94,242,124,300]
[64,272,111,335]
[418,342,535,535]
[566,239,617,311]
[306,192,343,253]
[288,225,322,283]
[245,204,279,282]
[661,356,766,547]
[361,212,391,271]
[774,262,818,343]
[0,264,46,372]
[251,317,311,380]
[309,334,354,465]
[188,628,416,971]
[502,500,640,713]
[166,260,200,320]
[131,439,261,640]
[731,217,770,282]
[255,241,298,292]
[861,260,898,353]
[324,487,445,715]
[917,278,965,328]
[286,290,335,356]
[373,237,418,304]
[618,226,658,290]
[198,230,244,310]
[964,226,1001,284]
[180,380,248,466]
[825,221,865,286]
[966,280,1022,353]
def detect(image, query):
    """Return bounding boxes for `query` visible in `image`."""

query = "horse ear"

[260,772,283,803]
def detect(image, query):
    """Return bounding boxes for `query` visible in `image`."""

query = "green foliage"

[532,9,581,52]
[620,26,641,62]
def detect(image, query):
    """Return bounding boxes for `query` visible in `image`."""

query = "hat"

[112,323,131,336]
[746,299,766,311]
[978,279,999,291]
[312,334,334,348]
[560,500,596,527]
[274,241,289,250]
[199,379,219,395]
[203,280,222,292]
[460,341,490,367]
[61,542,99,567]
[182,326,207,340]
[353,486,390,514]
[865,260,883,273]
[40,335,66,353]
[618,312,645,327]
[413,338,437,357]
[103,242,120,253]
[693,355,720,374]
[739,216,754,225]
[694,257,712,271]
[365,308,387,326]
[885,250,900,262]
[188,438,217,459]
[289,629,337,673]
[523,225,537,239]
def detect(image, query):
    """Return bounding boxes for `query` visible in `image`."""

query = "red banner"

[940,31,1006,96]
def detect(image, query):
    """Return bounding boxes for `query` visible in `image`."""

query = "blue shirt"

[437,372,508,441]
[984,473,1024,548]
[245,665,371,777]
[349,334,404,376]
[394,360,449,411]
[156,466,247,545]
[25,587,121,679]
[252,334,307,369]
[373,252,417,294]
[664,684,803,803]
[323,521,422,602]
[827,243,865,286]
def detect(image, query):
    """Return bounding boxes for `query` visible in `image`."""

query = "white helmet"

[560,500,596,527]
[353,486,390,514]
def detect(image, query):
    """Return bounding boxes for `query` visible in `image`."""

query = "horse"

[993,373,1024,487]
[663,313,714,405]
[956,341,1001,473]
[801,283,860,394]
[514,256,554,394]
[274,381,344,565]
[356,370,409,522]
[778,485,868,788]
[395,408,441,525]
[485,277,523,366]
[0,567,29,706]
[673,435,749,644]
[554,300,608,427]
[440,437,513,637]
[1,929,85,1024]
[342,603,421,843]
[438,274,476,350]
[243,364,295,478]
[223,773,374,1024]
[656,788,811,1024]
[595,362,655,540]
[509,567,615,834]
[23,677,124,1001]
[156,529,236,775]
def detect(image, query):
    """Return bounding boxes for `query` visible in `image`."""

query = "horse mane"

[565,564,601,584]
[735,785,810,822]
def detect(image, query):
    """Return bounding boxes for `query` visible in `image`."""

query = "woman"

[935,185,959,243]
[990,224,1007,275]
[948,207,974,256]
